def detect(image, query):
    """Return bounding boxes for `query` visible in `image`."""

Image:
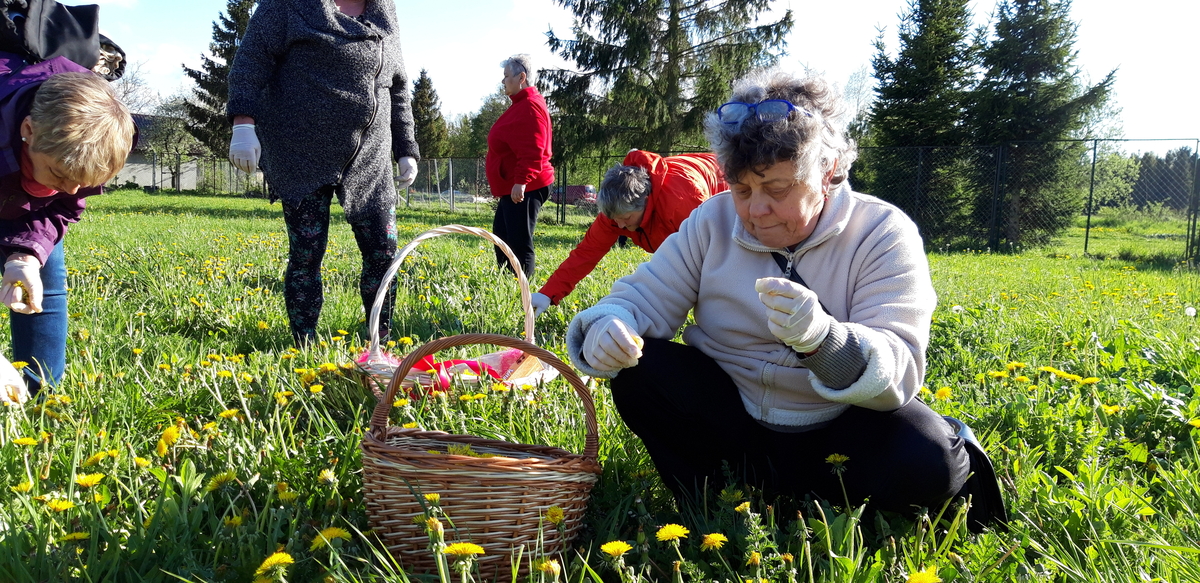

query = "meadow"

[1,189,1199,582]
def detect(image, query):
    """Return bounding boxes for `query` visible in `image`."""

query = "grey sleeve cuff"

[798,322,867,390]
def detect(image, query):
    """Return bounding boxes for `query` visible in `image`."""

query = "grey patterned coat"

[226,0,419,222]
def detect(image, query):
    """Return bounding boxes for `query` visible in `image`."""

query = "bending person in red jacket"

[486,54,554,277]
[531,150,725,315]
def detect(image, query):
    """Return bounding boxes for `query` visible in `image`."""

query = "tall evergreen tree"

[544,0,793,158]
[182,0,256,155]
[966,0,1113,247]
[864,0,976,245]
[411,70,449,159]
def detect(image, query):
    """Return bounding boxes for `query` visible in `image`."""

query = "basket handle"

[369,333,599,460]
[365,225,535,362]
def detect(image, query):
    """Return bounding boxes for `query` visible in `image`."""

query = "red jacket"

[539,150,725,304]
[486,86,554,197]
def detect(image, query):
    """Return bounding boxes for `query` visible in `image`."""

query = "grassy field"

[2,189,1200,582]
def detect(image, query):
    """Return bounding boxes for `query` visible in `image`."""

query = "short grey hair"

[704,70,857,189]
[501,54,536,85]
[598,164,652,217]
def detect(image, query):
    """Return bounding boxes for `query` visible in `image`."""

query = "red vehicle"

[550,184,596,206]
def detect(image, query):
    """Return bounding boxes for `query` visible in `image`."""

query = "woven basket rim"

[364,426,602,474]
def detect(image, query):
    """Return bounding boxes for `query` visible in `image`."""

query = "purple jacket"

[0,52,99,264]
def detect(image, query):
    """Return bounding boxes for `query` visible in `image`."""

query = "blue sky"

[78,0,1199,148]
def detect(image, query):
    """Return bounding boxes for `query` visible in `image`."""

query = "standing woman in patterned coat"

[226,0,420,345]
[486,54,554,278]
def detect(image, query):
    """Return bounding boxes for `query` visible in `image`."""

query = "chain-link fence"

[109,153,266,196]
[854,139,1200,259]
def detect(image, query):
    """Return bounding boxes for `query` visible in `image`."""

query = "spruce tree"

[411,70,449,159]
[966,0,1113,248]
[182,0,256,155]
[544,0,793,158]
[864,0,976,245]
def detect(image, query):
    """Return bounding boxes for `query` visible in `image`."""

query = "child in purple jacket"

[0,52,135,394]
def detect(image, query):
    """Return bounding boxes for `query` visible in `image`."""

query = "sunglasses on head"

[717,99,813,125]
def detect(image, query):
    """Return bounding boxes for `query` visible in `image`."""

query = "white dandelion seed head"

[951,305,965,314]
[1186,306,1196,318]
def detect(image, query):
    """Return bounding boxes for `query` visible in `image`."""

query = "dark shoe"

[945,416,1009,533]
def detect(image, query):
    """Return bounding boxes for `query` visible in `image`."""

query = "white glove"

[0,352,27,405]
[397,156,418,189]
[0,258,42,314]
[228,124,261,174]
[530,292,551,317]
[755,277,831,354]
[582,316,644,372]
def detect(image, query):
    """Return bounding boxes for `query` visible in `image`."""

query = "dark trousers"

[281,186,397,344]
[492,186,549,278]
[611,338,970,513]
[7,240,66,395]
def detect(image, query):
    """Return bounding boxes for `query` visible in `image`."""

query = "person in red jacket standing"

[486,54,554,277]
[531,150,725,315]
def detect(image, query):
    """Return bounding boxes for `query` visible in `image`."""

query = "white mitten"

[755,277,831,354]
[581,315,643,372]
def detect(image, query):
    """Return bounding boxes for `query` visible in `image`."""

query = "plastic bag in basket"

[357,347,559,395]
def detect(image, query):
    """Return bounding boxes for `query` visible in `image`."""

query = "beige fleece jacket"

[567,183,937,427]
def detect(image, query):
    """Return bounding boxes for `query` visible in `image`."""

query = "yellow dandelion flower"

[132,348,143,355]
[734,501,751,513]
[400,337,414,346]
[986,370,1008,379]
[216,370,233,378]
[546,505,565,525]
[319,363,339,373]
[11,361,27,370]
[206,470,237,492]
[443,542,485,557]
[1005,361,1026,371]
[1037,365,1058,373]
[224,515,243,528]
[337,329,350,335]
[700,533,728,551]
[58,532,90,542]
[208,354,223,362]
[276,482,290,493]
[425,516,443,535]
[157,363,171,371]
[402,422,418,429]
[240,373,255,383]
[135,457,150,468]
[257,321,269,330]
[393,398,409,407]
[13,437,37,446]
[155,440,168,457]
[424,492,441,504]
[537,559,562,577]
[203,421,218,431]
[309,384,324,394]
[656,523,689,542]
[1079,377,1101,385]
[747,551,761,566]
[1101,404,1121,415]
[318,469,338,485]
[254,552,295,577]
[82,451,108,466]
[780,553,794,563]
[918,386,931,396]
[1188,419,1200,429]
[278,491,299,503]
[600,540,632,558]
[74,473,104,488]
[274,391,289,405]
[107,449,119,459]
[46,499,75,512]
[935,387,953,401]
[11,480,32,493]
[1015,375,1031,383]
[161,425,181,446]
[906,565,942,583]
[310,526,352,551]
[218,408,238,419]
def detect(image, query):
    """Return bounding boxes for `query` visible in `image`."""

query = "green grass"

[1,189,1199,582]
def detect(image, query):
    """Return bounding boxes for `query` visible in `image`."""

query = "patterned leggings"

[281,186,397,344]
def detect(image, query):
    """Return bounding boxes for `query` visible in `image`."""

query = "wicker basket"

[362,333,601,576]
[358,224,556,392]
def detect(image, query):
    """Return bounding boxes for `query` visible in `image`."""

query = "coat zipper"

[335,37,385,186]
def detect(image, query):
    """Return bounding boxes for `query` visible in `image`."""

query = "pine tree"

[966,0,1113,248]
[182,0,256,155]
[544,0,793,158]
[863,0,977,245]
[411,70,449,159]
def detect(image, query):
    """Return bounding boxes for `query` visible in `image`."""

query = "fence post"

[1189,139,1200,264]
[1084,139,1098,255]
[988,144,1004,251]
[449,158,456,212]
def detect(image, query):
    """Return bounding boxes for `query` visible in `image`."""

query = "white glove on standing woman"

[582,315,644,372]
[1,257,43,314]
[530,292,551,317]
[228,124,261,174]
[397,156,418,189]
[756,277,832,354]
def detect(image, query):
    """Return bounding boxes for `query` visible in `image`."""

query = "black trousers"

[611,338,970,513]
[492,186,549,278]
